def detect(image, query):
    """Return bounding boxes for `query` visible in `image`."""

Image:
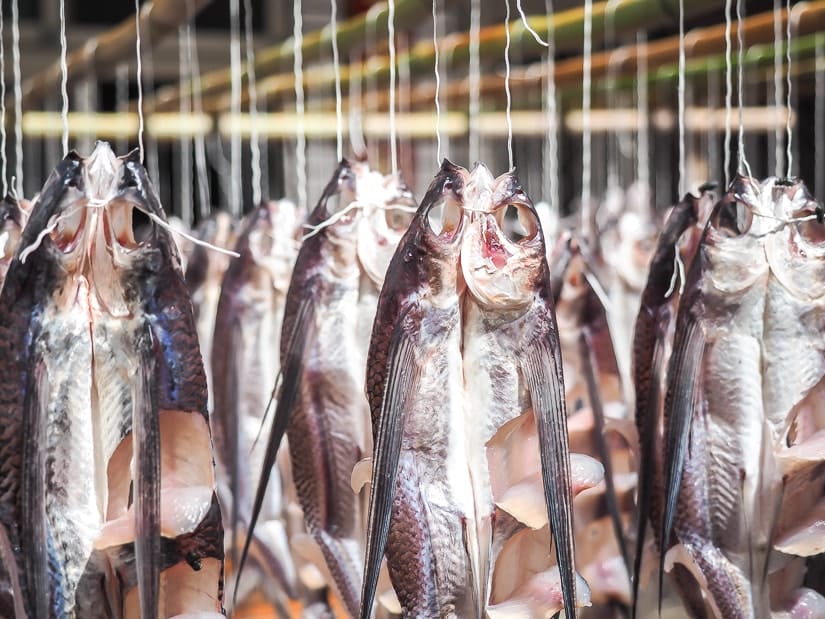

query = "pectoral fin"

[659,316,705,610]
[235,296,315,600]
[360,325,420,619]
[134,328,161,619]
[521,333,577,618]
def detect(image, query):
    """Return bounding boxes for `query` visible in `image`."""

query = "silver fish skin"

[659,175,825,618]
[185,210,237,408]
[0,195,24,292]
[0,143,224,618]
[460,164,581,618]
[240,160,381,616]
[210,200,297,603]
[361,159,470,618]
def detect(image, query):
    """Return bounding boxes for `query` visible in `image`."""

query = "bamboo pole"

[146,0,432,113]
[197,0,721,113]
[322,1,825,112]
[20,0,213,109]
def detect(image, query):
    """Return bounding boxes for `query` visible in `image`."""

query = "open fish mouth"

[460,173,543,309]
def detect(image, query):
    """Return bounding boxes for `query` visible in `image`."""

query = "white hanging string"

[185,0,211,218]
[11,0,21,196]
[178,27,193,226]
[348,51,366,157]
[637,32,649,191]
[723,0,732,186]
[115,63,129,154]
[432,0,442,163]
[229,0,242,217]
[331,0,343,161]
[816,38,824,198]
[243,0,262,205]
[60,0,69,156]
[504,0,514,169]
[0,1,7,197]
[772,0,784,177]
[468,0,481,162]
[605,1,618,190]
[517,0,549,47]
[582,0,593,234]
[388,0,398,174]
[736,0,753,179]
[785,0,793,178]
[707,68,719,179]
[134,0,145,163]
[677,0,685,197]
[543,0,558,211]
[294,0,307,211]
[366,6,380,163]
[399,33,411,163]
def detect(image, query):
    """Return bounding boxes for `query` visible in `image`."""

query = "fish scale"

[0,144,224,617]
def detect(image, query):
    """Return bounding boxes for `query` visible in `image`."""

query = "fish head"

[304,159,362,269]
[244,199,299,290]
[461,168,547,310]
[701,174,768,293]
[765,177,825,300]
[22,142,183,314]
[357,172,418,287]
[389,159,466,301]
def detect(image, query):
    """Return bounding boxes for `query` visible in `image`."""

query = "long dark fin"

[228,318,243,581]
[658,317,704,614]
[579,330,630,575]
[360,326,419,619]
[234,297,315,606]
[134,328,161,618]
[21,361,48,619]
[522,334,577,619]
[631,334,666,619]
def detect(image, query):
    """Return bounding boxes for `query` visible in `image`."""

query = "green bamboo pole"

[196,0,720,112]
[20,0,213,109]
[147,0,432,112]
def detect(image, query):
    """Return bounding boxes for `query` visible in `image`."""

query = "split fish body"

[0,143,224,618]
[362,161,593,619]
[210,200,298,605]
[660,176,825,618]
[242,160,414,617]
[363,160,471,618]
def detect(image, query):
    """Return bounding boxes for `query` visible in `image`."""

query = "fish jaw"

[460,172,545,311]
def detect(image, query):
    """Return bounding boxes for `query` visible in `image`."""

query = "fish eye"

[132,207,154,244]
[427,201,445,235]
[384,206,414,232]
[710,198,752,237]
[501,203,538,244]
[793,205,825,245]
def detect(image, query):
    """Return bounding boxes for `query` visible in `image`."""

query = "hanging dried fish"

[658,176,825,617]
[630,186,713,617]
[240,160,413,616]
[210,200,298,609]
[0,143,224,618]
[361,161,593,619]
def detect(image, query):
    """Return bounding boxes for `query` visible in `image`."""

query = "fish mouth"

[45,144,163,263]
[462,200,542,309]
